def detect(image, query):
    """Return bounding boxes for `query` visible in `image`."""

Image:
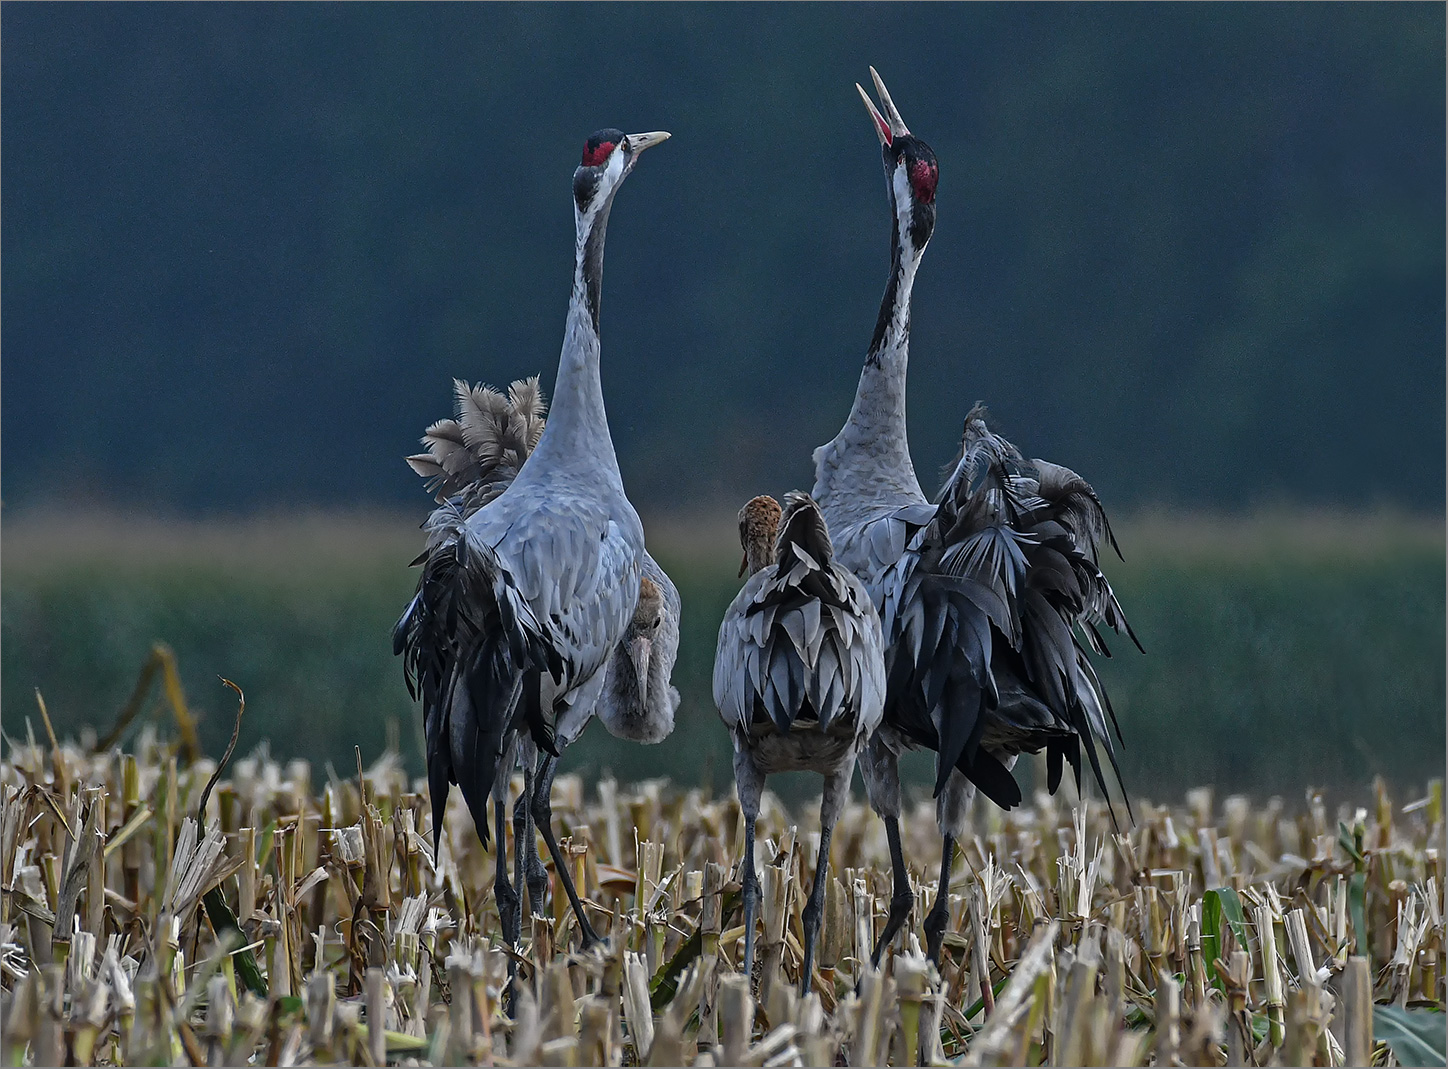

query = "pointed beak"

[627,635,652,708]
[625,131,671,154]
[738,552,749,579]
[857,66,910,146]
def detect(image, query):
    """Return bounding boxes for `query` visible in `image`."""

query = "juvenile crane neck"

[739,496,782,577]
[743,534,776,577]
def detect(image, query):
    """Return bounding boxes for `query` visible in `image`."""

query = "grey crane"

[401,375,682,927]
[812,70,1139,965]
[394,127,671,965]
[713,492,886,993]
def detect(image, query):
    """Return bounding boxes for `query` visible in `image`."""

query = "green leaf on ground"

[1373,1005,1446,1067]
[1202,887,1251,990]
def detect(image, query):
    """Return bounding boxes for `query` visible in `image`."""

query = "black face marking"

[573,168,601,213]
[908,194,937,252]
[866,136,938,362]
[867,262,901,363]
[573,129,639,330]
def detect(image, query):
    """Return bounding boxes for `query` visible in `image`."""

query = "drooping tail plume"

[406,376,548,509]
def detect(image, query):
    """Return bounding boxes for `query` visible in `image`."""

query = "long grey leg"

[732,743,764,984]
[530,753,604,950]
[741,819,759,980]
[525,747,553,913]
[801,762,851,993]
[495,798,521,946]
[514,758,532,917]
[871,816,915,967]
[862,731,914,967]
[922,834,956,965]
[494,798,520,1009]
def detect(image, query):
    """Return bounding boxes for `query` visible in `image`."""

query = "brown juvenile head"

[737,495,783,577]
[625,574,665,710]
[632,575,664,632]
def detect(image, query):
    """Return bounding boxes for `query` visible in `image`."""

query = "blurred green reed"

[2,509,1442,805]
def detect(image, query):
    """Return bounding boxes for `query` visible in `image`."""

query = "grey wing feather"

[394,511,563,852]
[714,497,885,747]
[713,571,771,733]
[396,469,640,852]
[644,553,684,720]
[942,412,1138,818]
[823,409,1137,817]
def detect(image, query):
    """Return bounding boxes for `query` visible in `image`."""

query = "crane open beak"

[625,131,671,154]
[857,66,910,147]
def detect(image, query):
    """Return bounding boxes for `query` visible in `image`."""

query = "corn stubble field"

[1,706,1444,1067]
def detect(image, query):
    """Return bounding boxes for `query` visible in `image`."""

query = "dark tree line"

[3,4,1443,514]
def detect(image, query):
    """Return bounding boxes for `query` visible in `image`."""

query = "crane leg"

[513,770,531,918]
[495,799,522,946]
[740,817,759,982]
[799,821,833,996]
[524,753,555,914]
[733,742,765,986]
[530,754,604,950]
[513,753,549,920]
[494,799,520,1006]
[801,762,849,994]
[922,834,955,965]
[870,816,915,967]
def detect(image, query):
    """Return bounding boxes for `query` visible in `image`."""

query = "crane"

[713,492,885,993]
[812,70,1138,965]
[394,128,671,968]
[401,374,681,927]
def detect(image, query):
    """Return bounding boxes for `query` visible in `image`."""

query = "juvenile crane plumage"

[812,69,1138,964]
[393,127,671,965]
[713,492,886,992]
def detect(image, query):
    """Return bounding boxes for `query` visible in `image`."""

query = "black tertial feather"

[1046,741,1064,794]
[870,406,1141,820]
[395,528,562,851]
[962,747,1023,810]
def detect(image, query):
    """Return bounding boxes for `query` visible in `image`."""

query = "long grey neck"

[526,195,623,485]
[853,238,921,472]
[814,227,927,511]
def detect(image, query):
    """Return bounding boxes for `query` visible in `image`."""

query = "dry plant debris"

[1,703,1443,1066]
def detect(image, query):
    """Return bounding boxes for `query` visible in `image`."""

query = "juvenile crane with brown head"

[713,491,886,993]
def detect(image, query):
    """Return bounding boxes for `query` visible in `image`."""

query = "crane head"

[626,574,665,710]
[857,67,938,256]
[737,495,782,577]
[573,128,671,216]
